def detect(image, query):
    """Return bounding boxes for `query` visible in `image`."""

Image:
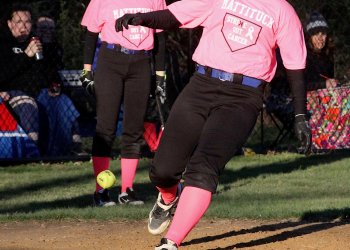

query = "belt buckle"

[120,47,130,54]
[218,73,227,82]
[218,71,233,82]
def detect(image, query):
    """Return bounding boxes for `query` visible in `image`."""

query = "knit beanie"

[306,11,329,35]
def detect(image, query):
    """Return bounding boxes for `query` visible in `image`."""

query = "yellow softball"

[96,170,117,189]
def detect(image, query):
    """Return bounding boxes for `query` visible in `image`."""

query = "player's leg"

[91,47,124,206]
[118,53,152,205]
[148,73,213,235]
[160,84,264,248]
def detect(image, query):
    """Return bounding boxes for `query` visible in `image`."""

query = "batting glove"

[80,69,95,96]
[155,75,166,104]
[294,114,312,155]
[115,13,143,32]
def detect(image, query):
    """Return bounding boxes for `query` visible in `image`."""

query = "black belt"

[102,42,151,55]
[196,64,264,89]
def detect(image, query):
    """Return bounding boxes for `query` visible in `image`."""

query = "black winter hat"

[306,11,329,35]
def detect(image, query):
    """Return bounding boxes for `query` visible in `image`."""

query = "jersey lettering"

[113,8,153,47]
[113,8,152,19]
[222,14,261,52]
[123,26,150,47]
[221,0,274,28]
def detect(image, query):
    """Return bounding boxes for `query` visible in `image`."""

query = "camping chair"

[264,86,295,149]
[0,100,40,159]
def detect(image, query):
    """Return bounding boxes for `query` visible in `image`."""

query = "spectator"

[35,15,64,85]
[80,0,166,207]
[35,14,85,156]
[265,12,339,148]
[0,4,83,157]
[305,11,339,91]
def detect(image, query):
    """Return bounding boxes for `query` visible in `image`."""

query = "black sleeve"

[0,41,32,88]
[153,31,166,71]
[83,30,99,65]
[286,69,307,115]
[138,10,181,30]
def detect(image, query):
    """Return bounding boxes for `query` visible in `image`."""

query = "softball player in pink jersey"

[80,0,166,206]
[116,0,312,248]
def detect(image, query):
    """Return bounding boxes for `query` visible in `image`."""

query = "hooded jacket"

[0,26,49,97]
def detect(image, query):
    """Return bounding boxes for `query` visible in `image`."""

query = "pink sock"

[157,184,178,204]
[121,158,138,193]
[165,186,212,246]
[92,156,110,192]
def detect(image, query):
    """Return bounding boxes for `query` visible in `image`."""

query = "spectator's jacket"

[305,46,335,91]
[0,27,49,97]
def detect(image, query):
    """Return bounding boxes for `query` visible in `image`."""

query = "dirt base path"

[0,219,349,250]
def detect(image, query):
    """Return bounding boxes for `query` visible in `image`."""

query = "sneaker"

[148,184,182,235]
[93,189,116,207]
[155,238,178,250]
[118,187,144,205]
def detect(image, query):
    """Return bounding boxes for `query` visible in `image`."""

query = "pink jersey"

[81,0,165,50]
[168,0,306,82]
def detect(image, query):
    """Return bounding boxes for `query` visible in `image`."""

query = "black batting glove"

[155,75,166,104]
[80,69,95,96]
[294,114,312,155]
[115,13,143,32]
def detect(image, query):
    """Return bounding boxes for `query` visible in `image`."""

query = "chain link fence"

[1,0,350,162]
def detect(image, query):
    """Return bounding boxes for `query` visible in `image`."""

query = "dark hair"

[5,3,33,21]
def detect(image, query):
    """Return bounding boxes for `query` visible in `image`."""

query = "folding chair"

[264,86,295,148]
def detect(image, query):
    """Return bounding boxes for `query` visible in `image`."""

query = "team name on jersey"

[113,8,153,19]
[221,0,274,28]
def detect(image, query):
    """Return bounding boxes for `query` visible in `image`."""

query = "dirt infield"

[0,219,349,250]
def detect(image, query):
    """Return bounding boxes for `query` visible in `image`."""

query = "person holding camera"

[0,4,83,157]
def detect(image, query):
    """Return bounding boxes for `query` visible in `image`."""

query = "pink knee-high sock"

[92,156,110,192]
[165,186,212,246]
[157,184,179,204]
[121,158,138,193]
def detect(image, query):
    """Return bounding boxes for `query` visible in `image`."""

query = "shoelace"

[154,200,170,218]
[126,190,138,201]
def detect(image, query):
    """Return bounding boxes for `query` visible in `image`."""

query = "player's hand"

[325,78,339,89]
[294,114,312,155]
[80,69,95,96]
[115,13,143,32]
[0,92,10,102]
[25,37,43,58]
[155,74,166,104]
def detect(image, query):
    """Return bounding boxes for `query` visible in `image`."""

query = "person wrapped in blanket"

[0,3,83,157]
[265,11,339,143]
[305,11,339,90]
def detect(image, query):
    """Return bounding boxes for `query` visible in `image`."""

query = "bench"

[58,70,82,88]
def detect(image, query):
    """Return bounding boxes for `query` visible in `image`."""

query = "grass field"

[1,149,350,223]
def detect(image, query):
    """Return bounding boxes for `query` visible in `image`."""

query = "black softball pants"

[150,72,264,193]
[92,44,152,158]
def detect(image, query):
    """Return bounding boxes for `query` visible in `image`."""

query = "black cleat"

[118,187,144,205]
[93,189,116,207]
